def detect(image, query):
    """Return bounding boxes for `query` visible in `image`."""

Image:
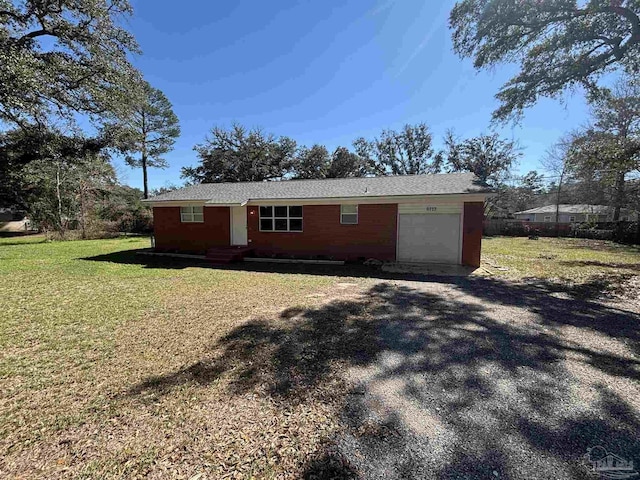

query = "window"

[569,215,576,223]
[180,205,204,223]
[259,205,303,232]
[543,215,551,222]
[340,204,358,224]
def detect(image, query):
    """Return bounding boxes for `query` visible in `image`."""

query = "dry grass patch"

[0,237,371,479]
[482,236,640,298]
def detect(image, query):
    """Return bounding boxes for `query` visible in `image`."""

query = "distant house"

[514,205,637,223]
[143,173,491,267]
[0,208,32,233]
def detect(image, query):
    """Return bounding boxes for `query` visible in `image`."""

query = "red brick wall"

[153,206,230,253]
[247,204,397,261]
[462,202,484,267]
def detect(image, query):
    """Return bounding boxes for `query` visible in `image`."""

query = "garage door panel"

[398,214,460,263]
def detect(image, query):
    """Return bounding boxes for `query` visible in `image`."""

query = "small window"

[569,215,576,223]
[180,206,204,223]
[259,205,303,232]
[543,216,551,222]
[341,205,358,224]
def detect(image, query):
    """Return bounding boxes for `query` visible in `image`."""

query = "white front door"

[230,206,247,246]
[397,213,461,264]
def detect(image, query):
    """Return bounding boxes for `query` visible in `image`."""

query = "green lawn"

[482,236,640,282]
[0,236,352,479]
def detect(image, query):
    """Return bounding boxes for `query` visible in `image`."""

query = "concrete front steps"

[206,246,254,264]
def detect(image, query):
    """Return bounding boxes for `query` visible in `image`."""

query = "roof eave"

[145,191,492,206]
[243,192,491,204]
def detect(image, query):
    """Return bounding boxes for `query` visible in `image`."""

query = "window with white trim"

[569,215,576,223]
[259,205,303,232]
[340,204,358,224]
[543,215,551,222]
[180,205,204,223]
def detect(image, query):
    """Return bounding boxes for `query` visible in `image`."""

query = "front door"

[230,206,248,246]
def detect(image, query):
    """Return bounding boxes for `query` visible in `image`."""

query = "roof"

[144,173,490,205]
[514,204,613,215]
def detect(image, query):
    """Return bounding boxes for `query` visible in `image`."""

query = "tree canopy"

[355,123,439,175]
[183,124,297,183]
[438,131,520,187]
[0,127,107,208]
[566,79,640,219]
[326,146,373,178]
[294,144,331,179]
[0,128,115,235]
[0,0,143,127]
[294,144,373,179]
[450,0,640,121]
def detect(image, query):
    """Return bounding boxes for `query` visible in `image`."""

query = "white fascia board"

[148,200,241,207]
[148,193,490,207]
[147,200,209,207]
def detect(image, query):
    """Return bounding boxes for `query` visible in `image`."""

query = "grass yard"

[0,236,366,479]
[483,236,640,291]
[1,235,639,479]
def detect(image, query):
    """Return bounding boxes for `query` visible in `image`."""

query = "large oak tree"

[438,131,520,216]
[0,0,142,127]
[450,0,640,121]
[294,144,374,179]
[354,123,439,175]
[438,131,519,187]
[183,124,297,183]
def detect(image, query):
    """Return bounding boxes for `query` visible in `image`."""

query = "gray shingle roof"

[144,173,490,204]
[515,204,613,215]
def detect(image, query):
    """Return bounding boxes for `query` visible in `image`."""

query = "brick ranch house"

[144,173,491,267]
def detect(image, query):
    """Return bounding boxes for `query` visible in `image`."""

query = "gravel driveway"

[326,276,640,480]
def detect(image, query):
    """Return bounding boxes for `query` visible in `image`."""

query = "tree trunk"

[55,160,65,238]
[142,153,148,199]
[79,182,86,239]
[141,111,149,199]
[612,170,625,221]
[555,170,564,237]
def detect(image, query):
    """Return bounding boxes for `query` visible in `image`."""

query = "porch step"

[206,246,254,264]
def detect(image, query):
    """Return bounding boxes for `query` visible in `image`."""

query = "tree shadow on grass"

[126,276,640,479]
[81,249,213,270]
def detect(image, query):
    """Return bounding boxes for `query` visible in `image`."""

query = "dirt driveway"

[298,275,640,479]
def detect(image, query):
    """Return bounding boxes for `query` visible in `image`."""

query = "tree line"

[181,123,519,187]
[1,117,521,236]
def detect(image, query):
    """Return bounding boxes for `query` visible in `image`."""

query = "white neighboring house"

[514,204,638,223]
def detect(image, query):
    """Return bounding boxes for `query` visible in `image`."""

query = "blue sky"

[117,0,592,190]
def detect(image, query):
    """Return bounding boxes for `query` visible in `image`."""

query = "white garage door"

[398,212,461,264]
